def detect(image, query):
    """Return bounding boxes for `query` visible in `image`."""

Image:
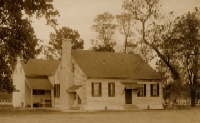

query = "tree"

[116,12,135,52]
[91,12,117,52]
[123,0,199,106]
[165,9,200,106]
[0,0,59,92]
[44,26,84,59]
[122,0,179,77]
[123,0,200,107]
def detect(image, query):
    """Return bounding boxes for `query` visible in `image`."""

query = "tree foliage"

[116,12,136,53]
[123,0,200,106]
[43,26,84,59]
[165,9,200,106]
[91,12,117,52]
[0,0,59,92]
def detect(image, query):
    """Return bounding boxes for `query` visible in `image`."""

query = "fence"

[0,92,12,104]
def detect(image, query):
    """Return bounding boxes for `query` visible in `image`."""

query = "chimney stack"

[59,39,74,109]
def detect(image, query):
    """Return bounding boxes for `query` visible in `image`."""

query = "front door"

[125,88,132,104]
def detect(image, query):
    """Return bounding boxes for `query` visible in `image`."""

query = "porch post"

[31,89,33,109]
[51,89,54,107]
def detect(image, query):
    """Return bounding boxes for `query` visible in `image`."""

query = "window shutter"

[54,84,56,96]
[113,83,115,97]
[144,84,146,97]
[58,84,60,97]
[157,84,159,97]
[108,83,110,96]
[99,83,102,97]
[91,82,94,96]
[150,84,153,96]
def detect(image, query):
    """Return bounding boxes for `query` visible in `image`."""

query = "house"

[13,39,163,110]
[12,58,60,108]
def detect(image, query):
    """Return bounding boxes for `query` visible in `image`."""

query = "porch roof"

[121,83,143,89]
[26,77,53,90]
[67,85,82,92]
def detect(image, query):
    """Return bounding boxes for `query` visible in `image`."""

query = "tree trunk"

[124,36,128,53]
[191,47,199,107]
[191,87,196,107]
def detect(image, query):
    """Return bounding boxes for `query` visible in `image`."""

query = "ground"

[0,109,199,123]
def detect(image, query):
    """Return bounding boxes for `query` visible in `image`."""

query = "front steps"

[69,106,80,110]
[123,104,139,110]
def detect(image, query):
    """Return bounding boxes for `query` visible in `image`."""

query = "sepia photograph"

[0,0,200,123]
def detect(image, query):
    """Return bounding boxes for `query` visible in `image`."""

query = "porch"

[122,82,163,109]
[67,85,82,110]
[25,77,53,108]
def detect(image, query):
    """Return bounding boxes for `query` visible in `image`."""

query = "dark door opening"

[125,88,132,104]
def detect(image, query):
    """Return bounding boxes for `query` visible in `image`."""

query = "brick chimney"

[60,39,74,109]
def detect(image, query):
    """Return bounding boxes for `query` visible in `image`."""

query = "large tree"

[91,12,117,52]
[123,0,200,107]
[165,9,200,106]
[0,0,59,92]
[43,26,84,60]
[116,12,135,53]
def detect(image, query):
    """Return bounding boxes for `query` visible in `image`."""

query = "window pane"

[137,84,144,97]
[93,83,99,96]
[139,89,143,96]
[110,84,113,96]
[54,84,60,97]
[108,83,115,97]
[151,84,157,97]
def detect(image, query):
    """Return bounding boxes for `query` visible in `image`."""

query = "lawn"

[0,109,199,123]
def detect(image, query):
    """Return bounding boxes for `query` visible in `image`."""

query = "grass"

[0,109,199,123]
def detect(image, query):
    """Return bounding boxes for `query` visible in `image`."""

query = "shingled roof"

[20,50,160,80]
[72,50,160,80]
[21,59,60,75]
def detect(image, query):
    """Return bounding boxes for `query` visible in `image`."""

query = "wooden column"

[31,89,33,109]
[51,89,54,107]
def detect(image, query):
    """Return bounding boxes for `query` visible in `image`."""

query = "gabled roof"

[26,77,53,90]
[72,50,160,80]
[20,50,160,80]
[21,59,60,76]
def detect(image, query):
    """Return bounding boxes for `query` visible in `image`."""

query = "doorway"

[125,88,132,104]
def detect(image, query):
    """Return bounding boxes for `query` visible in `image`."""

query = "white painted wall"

[85,79,163,110]
[24,81,31,107]
[50,64,61,108]
[132,82,163,109]
[12,58,26,108]
[86,79,125,110]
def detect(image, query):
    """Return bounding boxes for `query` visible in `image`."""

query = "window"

[150,84,159,97]
[54,84,60,97]
[91,82,102,97]
[33,90,45,95]
[108,82,115,97]
[74,92,76,100]
[137,84,146,97]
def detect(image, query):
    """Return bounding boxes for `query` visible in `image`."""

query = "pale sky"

[32,0,200,49]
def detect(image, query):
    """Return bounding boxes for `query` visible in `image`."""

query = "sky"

[32,0,200,49]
